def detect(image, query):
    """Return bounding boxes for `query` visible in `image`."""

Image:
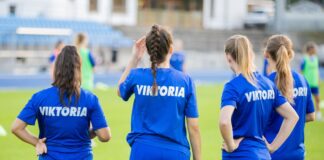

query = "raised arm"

[117,36,146,97]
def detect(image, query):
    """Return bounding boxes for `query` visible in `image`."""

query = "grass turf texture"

[0,84,323,160]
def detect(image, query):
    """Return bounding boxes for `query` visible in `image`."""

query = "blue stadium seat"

[0,16,132,49]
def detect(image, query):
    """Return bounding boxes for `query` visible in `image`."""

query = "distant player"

[49,40,64,79]
[301,42,322,120]
[75,33,96,91]
[118,25,201,160]
[219,35,299,160]
[11,46,111,160]
[264,35,315,160]
[170,39,186,72]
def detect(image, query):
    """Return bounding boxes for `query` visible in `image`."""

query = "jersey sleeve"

[273,85,288,108]
[17,94,38,125]
[90,95,108,130]
[185,77,199,118]
[119,69,136,101]
[88,51,96,67]
[306,82,315,113]
[49,54,56,64]
[300,59,306,71]
[221,83,238,108]
[263,59,268,76]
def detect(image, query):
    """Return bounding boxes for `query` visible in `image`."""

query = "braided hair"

[145,25,173,95]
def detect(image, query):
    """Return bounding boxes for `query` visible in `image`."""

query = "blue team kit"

[119,68,198,159]
[264,71,314,160]
[18,87,108,160]
[221,72,287,160]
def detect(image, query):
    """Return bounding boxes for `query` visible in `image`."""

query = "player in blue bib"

[263,35,315,160]
[11,46,111,160]
[170,39,186,72]
[118,25,201,160]
[219,35,299,160]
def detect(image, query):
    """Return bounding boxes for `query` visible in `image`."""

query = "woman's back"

[264,71,314,159]
[119,68,198,153]
[221,72,287,159]
[18,86,107,155]
[222,72,286,143]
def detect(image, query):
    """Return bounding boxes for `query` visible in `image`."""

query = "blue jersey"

[263,59,269,76]
[17,87,108,160]
[119,68,198,156]
[221,72,287,160]
[264,71,315,160]
[170,52,185,72]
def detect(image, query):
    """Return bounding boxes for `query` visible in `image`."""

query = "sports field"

[0,84,323,160]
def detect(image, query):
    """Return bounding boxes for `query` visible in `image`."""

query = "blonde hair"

[266,35,294,104]
[225,35,256,85]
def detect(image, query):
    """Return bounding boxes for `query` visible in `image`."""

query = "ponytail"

[275,45,294,104]
[225,35,256,85]
[266,35,295,104]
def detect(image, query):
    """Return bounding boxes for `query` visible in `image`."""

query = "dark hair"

[52,46,81,106]
[145,24,173,94]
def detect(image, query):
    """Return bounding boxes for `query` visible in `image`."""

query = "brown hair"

[52,46,81,106]
[225,35,256,85]
[304,41,317,53]
[145,24,173,95]
[75,33,87,49]
[266,35,294,104]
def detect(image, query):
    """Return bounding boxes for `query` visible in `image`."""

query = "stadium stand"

[0,16,132,49]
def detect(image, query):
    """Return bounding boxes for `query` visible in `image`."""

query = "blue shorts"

[222,138,271,160]
[38,151,93,160]
[130,141,190,160]
[310,87,319,96]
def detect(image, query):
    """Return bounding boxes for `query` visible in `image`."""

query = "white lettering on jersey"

[136,85,185,98]
[39,107,87,117]
[245,90,275,102]
[293,87,307,97]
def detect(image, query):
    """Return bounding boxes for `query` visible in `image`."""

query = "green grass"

[0,84,323,159]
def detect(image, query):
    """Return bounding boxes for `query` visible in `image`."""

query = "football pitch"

[0,84,323,160]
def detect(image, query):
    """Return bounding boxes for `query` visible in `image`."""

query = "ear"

[169,46,174,55]
[264,51,270,59]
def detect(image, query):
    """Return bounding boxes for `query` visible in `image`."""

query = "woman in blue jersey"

[219,35,299,160]
[263,35,315,160]
[118,25,201,160]
[11,46,111,160]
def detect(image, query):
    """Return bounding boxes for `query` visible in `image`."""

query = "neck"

[157,61,170,68]
[267,58,277,73]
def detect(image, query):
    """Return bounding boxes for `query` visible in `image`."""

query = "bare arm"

[11,118,38,146]
[94,127,111,142]
[219,106,236,152]
[306,112,315,122]
[187,118,201,160]
[265,102,299,153]
[11,118,47,155]
[117,37,146,97]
